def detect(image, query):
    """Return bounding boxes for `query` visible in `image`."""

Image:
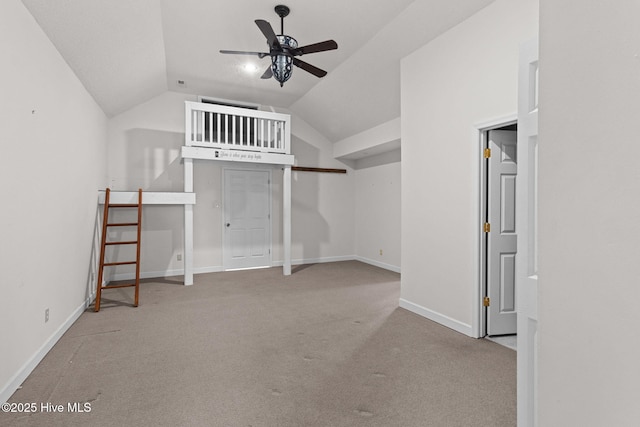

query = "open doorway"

[480,121,518,349]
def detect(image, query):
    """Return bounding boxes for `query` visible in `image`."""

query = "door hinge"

[483,297,491,307]
[484,148,491,158]
[483,222,491,233]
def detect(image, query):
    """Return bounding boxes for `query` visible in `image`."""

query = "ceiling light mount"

[274,5,290,18]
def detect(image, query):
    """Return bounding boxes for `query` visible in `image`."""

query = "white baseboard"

[193,266,224,274]
[272,255,354,267]
[110,256,400,282]
[354,256,401,273]
[0,294,92,404]
[399,298,473,337]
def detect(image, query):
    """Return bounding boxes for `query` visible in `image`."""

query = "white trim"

[184,158,194,286]
[111,257,399,282]
[112,257,356,281]
[474,114,518,132]
[354,256,401,273]
[283,165,291,275]
[472,114,518,339]
[98,191,195,205]
[399,298,474,337]
[0,295,92,404]
[197,95,261,110]
[109,266,225,282]
[272,255,354,267]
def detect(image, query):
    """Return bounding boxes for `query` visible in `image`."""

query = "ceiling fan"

[220,5,338,87]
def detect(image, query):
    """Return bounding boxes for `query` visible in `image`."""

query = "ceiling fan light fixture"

[271,35,297,87]
[272,55,292,87]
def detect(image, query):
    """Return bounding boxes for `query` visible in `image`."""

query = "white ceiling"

[21,0,494,142]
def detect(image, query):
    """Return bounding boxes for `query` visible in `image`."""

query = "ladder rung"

[107,222,138,227]
[100,283,137,290]
[103,261,137,266]
[105,241,138,245]
[109,204,139,208]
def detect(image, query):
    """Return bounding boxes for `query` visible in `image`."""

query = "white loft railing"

[185,101,290,155]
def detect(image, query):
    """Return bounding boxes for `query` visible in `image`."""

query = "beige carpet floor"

[2,261,515,426]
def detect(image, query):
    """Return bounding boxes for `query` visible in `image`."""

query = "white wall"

[400,0,538,334]
[0,0,107,402]
[355,156,401,272]
[538,1,640,424]
[106,93,355,276]
[289,115,356,263]
[107,92,196,277]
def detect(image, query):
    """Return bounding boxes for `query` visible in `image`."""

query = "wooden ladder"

[95,188,142,312]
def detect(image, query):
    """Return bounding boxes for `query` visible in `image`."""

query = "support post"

[283,165,292,275]
[184,158,194,285]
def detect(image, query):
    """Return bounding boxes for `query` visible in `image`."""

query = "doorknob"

[226,223,230,227]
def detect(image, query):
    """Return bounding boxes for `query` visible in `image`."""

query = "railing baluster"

[232,114,236,146]
[259,119,264,148]
[208,112,213,143]
[200,110,205,143]
[216,112,221,143]
[191,111,196,143]
[253,118,257,147]
[222,114,227,145]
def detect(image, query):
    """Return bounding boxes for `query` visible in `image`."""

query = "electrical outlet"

[379,249,383,256]
[177,254,182,261]
[45,308,49,323]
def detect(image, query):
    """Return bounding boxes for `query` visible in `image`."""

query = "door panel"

[500,253,516,312]
[487,129,518,335]
[501,175,516,233]
[223,169,271,270]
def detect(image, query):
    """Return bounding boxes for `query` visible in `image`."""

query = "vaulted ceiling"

[22,0,494,142]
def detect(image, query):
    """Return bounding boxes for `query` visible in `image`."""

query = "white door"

[487,130,518,336]
[517,38,539,427]
[223,169,272,270]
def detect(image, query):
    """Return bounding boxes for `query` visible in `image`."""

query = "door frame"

[222,166,273,271]
[472,114,517,338]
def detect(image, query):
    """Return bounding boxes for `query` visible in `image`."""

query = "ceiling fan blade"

[255,19,281,50]
[220,50,269,59]
[293,40,338,56]
[292,58,327,78]
[261,66,273,79]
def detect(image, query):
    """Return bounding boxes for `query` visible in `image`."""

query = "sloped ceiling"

[22,0,494,142]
